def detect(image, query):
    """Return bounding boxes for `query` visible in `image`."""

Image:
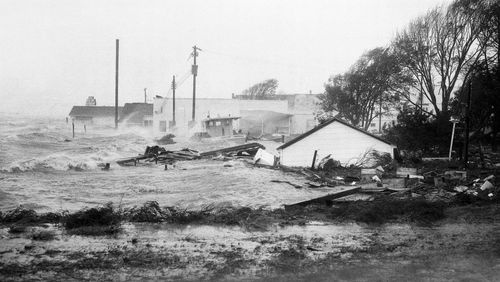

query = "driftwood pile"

[116,143,265,167]
[117,146,200,166]
[200,142,265,158]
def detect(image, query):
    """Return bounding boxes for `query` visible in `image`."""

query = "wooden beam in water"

[284,187,361,209]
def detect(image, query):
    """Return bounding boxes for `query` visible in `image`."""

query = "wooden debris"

[117,146,200,166]
[200,142,265,158]
[284,187,361,209]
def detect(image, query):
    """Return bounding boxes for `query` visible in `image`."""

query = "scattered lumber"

[200,142,265,158]
[117,146,200,166]
[284,186,361,209]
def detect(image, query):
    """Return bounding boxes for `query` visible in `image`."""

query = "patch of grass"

[328,196,446,224]
[165,207,208,224]
[63,202,122,235]
[127,201,168,222]
[0,206,38,224]
[31,230,56,241]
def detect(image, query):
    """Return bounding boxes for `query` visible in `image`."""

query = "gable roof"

[277,117,394,150]
[69,106,123,117]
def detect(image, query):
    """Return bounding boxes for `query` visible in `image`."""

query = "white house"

[277,118,396,167]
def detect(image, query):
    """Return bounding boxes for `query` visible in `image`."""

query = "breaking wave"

[4,151,106,173]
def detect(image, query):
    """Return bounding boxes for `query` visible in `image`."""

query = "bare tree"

[392,1,488,121]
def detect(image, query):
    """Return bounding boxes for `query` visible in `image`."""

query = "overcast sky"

[0,0,448,117]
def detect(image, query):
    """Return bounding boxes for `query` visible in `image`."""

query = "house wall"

[71,116,115,126]
[238,100,288,113]
[290,114,317,134]
[279,121,395,167]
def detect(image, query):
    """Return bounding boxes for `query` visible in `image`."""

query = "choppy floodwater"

[0,114,329,212]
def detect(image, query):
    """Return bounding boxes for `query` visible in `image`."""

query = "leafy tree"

[451,64,500,151]
[384,107,450,155]
[320,47,401,130]
[241,79,278,99]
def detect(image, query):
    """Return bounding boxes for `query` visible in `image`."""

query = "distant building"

[85,96,97,106]
[118,103,153,127]
[277,117,396,167]
[240,110,292,136]
[233,93,324,134]
[202,116,240,137]
[153,93,326,138]
[68,106,122,126]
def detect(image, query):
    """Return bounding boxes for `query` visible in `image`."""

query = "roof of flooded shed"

[277,117,394,150]
[69,106,123,117]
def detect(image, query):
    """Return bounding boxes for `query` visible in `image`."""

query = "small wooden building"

[68,106,123,126]
[277,118,396,167]
[202,116,240,137]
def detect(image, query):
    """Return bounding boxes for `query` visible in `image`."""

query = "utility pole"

[114,39,119,129]
[191,45,201,123]
[378,95,382,133]
[144,88,147,103]
[464,82,472,169]
[172,75,176,126]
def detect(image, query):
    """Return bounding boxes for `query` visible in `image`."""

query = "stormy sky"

[0,0,447,117]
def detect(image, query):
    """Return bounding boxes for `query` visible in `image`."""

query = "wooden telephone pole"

[191,45,201,123]
[114,39,119,129]
[172,75,176,126]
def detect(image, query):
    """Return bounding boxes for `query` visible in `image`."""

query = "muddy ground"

[1,203,499,281]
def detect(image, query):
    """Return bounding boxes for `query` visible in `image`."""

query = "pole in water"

[311,150,318,170]
[164,164,168,170]
[114,39,120,129]
[84,124,86,133]
[191,45,201,122]
[72,122,75,138]
[172,75,176,126]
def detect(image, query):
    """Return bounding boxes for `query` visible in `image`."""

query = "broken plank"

[284,187,361,209]
[200,142,265,157]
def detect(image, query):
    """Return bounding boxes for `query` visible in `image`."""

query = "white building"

[277,117,396,167]
[153,95,321,137]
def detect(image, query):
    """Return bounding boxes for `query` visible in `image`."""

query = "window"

[370,123,376,127]
[215,121,221,126]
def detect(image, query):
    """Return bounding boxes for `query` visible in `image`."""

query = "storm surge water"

[0,113,325,214]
